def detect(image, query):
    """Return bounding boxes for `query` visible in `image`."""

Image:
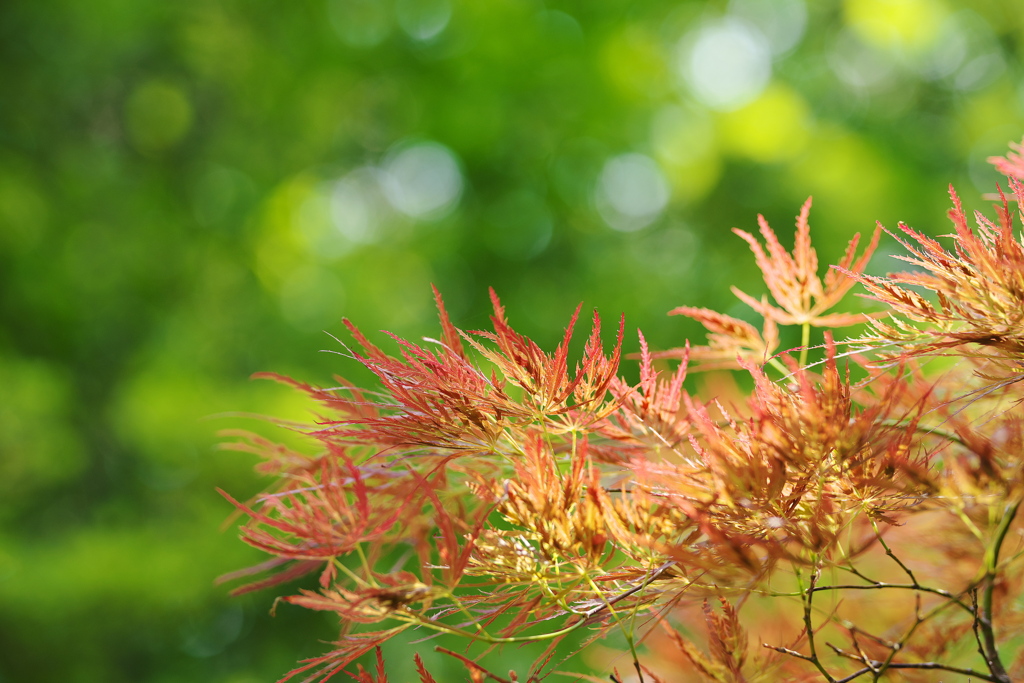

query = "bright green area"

[1,0,1022,680]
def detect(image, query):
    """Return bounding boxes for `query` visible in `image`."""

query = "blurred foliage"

[0,0,1021,680]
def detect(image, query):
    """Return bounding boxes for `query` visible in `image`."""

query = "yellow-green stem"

[767,357,790,378]
[799,322,811,369]
[978,500,1021,682]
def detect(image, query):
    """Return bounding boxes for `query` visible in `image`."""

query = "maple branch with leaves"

[220,136,1024,682]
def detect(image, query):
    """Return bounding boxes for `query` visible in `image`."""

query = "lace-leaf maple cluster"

[221,138,1024,683]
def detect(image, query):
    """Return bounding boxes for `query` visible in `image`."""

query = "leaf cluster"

[221,137,1024,683]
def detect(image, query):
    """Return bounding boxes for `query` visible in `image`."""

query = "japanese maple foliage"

[222,137,1024,682]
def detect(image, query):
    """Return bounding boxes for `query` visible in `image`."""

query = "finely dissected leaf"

[848,178,1024,370]
[216,556,323,596]
[657,306,779,372]
[662,619,731,683]
[296,289,625,456]
[413,654,439,683]
[276,630,407,683]
[730,197,880,328]
[218,451,415,593]
[464,289,624,420]
[703,597,747,678]
[649,336,928,563]
[435,648,514,683]
[989,135,1024,182]
[283,573,446,624]
[219,428,318,475]
[223,291,644,679]
[430,283,467,360]
[604,336,690,466]
[223,145,1024,683]
[345,647,389,683]
[223,289,933,680]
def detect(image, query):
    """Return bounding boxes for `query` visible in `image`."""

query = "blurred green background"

[1,0,1022,680]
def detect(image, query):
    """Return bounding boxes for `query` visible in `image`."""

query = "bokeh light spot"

[327,0,391,48]
[785,126,896,231]
[596,153,670,232]
[125,80,193,153]
[0,170,48,251]
[253,175,314,290]
[601,25,670,100]
[719,83,812,163]
[829,29,897,92]
[649,106,722,203]
[396,0,451,41]
[915,12,970,80]
[677,18,772,111]
[296,184,350,259]
[330,167,389,244]
[381,141,464,220]
[844,0,948,54]
[728,0,807,56]
[0,355,85,509]
[954,52,1005,91]
[538,9,584,47]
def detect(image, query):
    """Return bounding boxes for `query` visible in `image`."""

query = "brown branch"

[975,500,1021,683]
[775,569,840,683]
[810,581,973,615]
[825,645,999,683]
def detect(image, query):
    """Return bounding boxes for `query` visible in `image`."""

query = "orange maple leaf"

[847,180,1024,360]
[988,136,1024,182]
[731,197,880,328]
